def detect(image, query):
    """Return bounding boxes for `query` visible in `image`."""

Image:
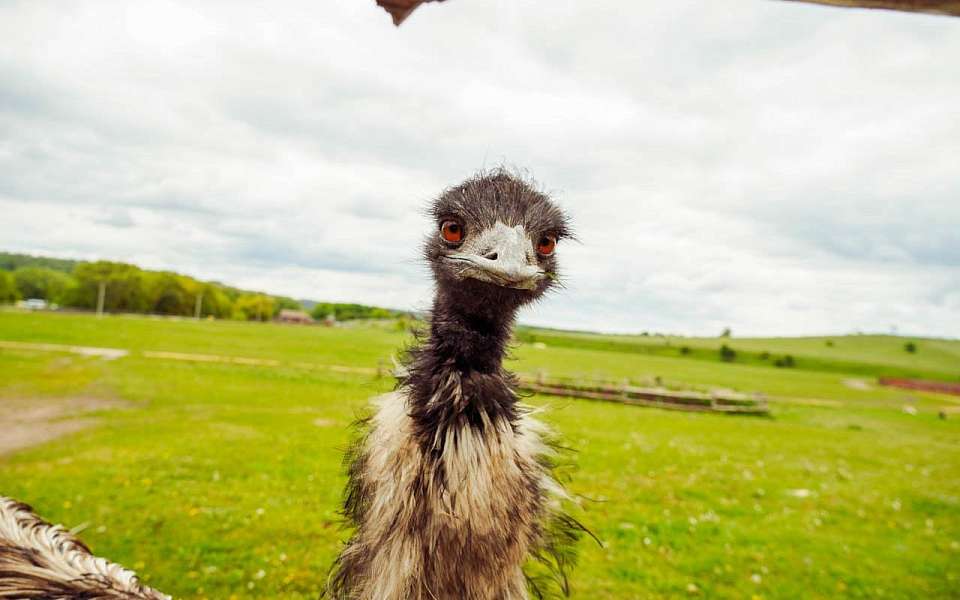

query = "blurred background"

[1,1,958,599]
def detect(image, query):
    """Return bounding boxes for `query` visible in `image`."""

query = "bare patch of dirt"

[843,378,874,391]
[0,397,128,456]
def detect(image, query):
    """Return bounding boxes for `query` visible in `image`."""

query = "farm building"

[275,309,314,324]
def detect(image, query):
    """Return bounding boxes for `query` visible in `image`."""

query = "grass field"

[1,310,958,599]
[516,329,960,383]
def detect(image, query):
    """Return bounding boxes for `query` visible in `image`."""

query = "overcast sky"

[1,0,958,336]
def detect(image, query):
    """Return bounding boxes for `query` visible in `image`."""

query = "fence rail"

[518,376,770,416]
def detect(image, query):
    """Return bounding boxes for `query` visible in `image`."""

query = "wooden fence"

[518,376,770,416]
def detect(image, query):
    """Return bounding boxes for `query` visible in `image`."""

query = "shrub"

[719,344,736,362]
[774,355,796,368]
[235,294,275,321]
[679,346,691,355]
[13,267,74,303]
[0,271,19,303]
[904,342,917,354]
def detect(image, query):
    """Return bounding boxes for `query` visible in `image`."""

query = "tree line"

[0,252,404,322]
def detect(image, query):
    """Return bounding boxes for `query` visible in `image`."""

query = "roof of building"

[276,309,314,322]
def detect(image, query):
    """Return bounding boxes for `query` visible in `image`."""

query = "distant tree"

[310,302,399,321]
[2,252,404,322]
[825,339,834,347]
[719,344,736,362]
[235,294,275,321]
[904,342,917,354]
[774,355,796,368]
[336,303,372,320]
[146,272,198,316]
[679,346,691,355]
[67,261,149,313]
[199,284,234,319]
[216,284,244,303]
[272,296,302,317]
[310,302,336,321]
[13,267,74,303]
[0,271,19,303]
[720,327,732,338]
[0,252,78,274]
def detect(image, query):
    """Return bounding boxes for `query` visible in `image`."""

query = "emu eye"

[440,220,464,244]
[536,235,557,257]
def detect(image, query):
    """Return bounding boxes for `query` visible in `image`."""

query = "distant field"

[0,310,958,599]
[517,328,960,383]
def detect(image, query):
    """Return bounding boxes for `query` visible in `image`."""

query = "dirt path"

[1,340,378,455]
[0,339,376,374]
[0,340,128,360]
[0,397,127,456]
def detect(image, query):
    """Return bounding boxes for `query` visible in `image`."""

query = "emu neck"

[428,292,516,373]
[406,290,521,450]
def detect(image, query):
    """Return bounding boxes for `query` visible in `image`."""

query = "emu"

[0,171,581,599]
[0,497,169,599]
[327,171,582,600]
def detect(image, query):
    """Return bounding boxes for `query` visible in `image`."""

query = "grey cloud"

[228,234,399,276]
[94,209,136,229]
[0,0,957,336]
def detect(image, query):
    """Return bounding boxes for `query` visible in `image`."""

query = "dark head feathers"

[429,169,572,242]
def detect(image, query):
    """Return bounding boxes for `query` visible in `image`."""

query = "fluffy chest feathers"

[333,391,559,600]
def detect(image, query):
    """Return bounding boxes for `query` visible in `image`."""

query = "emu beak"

[447,223,545,290]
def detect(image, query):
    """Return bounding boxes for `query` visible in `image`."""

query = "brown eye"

[536,235,557,256]
[440,220,464,244]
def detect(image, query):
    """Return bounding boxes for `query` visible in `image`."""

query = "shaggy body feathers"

[330,391,558,599]
[0,497,169,600]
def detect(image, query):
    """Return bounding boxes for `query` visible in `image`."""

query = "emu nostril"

[484,251,498,261]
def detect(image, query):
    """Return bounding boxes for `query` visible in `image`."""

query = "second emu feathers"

[0,497,169,600]
[328,172,583,599]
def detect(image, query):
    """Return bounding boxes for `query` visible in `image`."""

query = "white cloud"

[1,0,957,336]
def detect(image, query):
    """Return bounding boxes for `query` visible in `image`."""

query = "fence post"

[96,281,106,317]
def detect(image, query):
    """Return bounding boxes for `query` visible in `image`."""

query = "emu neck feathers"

[405,297,521,451]
[427,292,516,372]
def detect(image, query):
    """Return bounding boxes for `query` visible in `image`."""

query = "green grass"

[516,328,960,382]
[1,310,958,599]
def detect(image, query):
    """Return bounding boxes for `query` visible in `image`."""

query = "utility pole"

[194,292,203,320]
[96,281,106,318]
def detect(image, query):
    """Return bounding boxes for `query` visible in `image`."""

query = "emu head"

[426,172,571,318]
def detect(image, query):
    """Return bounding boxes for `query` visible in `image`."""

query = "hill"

[0,252,79,273]
[516,328,960,383]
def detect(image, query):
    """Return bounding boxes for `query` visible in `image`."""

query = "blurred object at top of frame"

[375,0,960,27]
